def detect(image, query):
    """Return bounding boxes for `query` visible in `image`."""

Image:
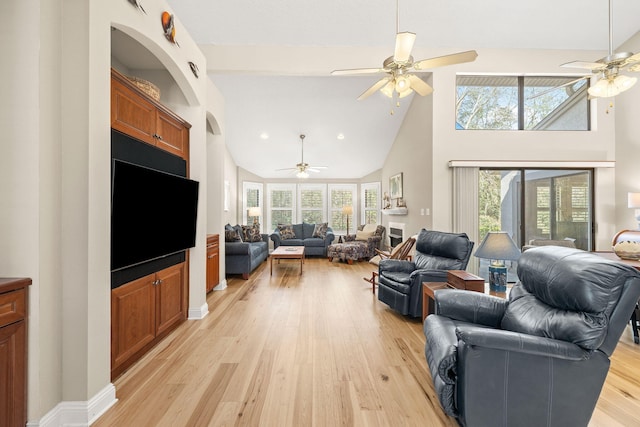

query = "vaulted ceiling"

[127,1,640,178]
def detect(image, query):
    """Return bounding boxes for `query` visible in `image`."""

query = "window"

[266,184,296,231]
[298,184,326,224]
[242,182,263,230]
[456,75,589,131]
[328,184,357,234]
[361,182,380,225]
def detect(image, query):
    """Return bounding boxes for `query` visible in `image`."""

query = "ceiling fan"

[331,0,477,102]
[557,0,640,98]
[275,134,327,178]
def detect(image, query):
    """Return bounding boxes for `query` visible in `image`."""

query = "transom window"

[456,75,590,131]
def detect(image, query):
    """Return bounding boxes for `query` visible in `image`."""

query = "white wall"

[2,0,224,422]
[615,31,640,232]
[383,48,620,250]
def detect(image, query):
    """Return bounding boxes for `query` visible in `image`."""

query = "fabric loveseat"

[424,246,640,426]
[224,224,269,279]
[270,223,335,257]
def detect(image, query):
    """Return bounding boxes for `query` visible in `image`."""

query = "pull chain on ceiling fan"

[275,134,327,178]
[560,0,640,98]
[331,0,477,106]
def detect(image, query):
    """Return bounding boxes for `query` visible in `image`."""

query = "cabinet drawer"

[0,288,26,328]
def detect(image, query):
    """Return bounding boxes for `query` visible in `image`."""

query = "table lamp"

[628,192,640,229]
[248,207,261,228]
[342,205,353,236]
[474,231,521,292]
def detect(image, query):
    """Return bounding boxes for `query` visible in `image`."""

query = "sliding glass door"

[478,168,593,282]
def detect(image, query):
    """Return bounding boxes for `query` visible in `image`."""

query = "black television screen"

[111,159,199,271]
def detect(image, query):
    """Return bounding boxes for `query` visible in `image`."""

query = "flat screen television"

[111,159,199,271]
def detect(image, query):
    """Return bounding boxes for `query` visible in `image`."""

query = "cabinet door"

[0,321,26,427]
[206,235,220,293]
[156,263,185,336]
[156,111,189,160]
[111,274,156,369]
[111,78,157,145]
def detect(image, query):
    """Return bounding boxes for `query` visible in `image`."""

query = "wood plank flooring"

[94,257,640,426]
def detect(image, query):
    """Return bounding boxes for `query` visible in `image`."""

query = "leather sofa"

[270,223,335,257]
[377,229,474,317]
[424,246,640,426]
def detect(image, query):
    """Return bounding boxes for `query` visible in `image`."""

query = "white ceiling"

[120,0,640,179]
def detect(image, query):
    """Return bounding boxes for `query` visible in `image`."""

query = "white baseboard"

[28,383,117,426]
[213,279,227,291]
[188,302,209,319]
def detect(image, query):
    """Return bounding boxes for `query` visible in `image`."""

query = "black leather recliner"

[424,246,640,427]
[377,229,474,317]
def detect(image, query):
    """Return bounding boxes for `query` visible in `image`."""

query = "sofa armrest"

[270,230,282,248]
[324,230,335,245]
[410,269,449,283]
[379,259,416,274]
[435,289,507,328]
[455,325,589,361]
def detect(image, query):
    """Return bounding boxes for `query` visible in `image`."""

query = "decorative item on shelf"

[127,0,146,13]
[125,75,160,101]
[248,207,261,228]
[383,191,392,209]
[342,205,353,237]
[390,172,403,200]
[628,192,640,229]
[612,229,640,260]
[161,11,179,46]
[475,231,521,292]
[188,61,199,78]
[396,197,406,208]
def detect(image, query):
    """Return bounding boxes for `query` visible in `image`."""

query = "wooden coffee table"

[270,246,305,275]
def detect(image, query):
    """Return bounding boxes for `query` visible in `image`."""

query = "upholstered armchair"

[377,229,474,317]
[344,224,385,259]
[424,247,640,427]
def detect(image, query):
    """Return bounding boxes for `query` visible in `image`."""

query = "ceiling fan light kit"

[560,0,640,99]
[331,0,477,105]
[275,134,328,179]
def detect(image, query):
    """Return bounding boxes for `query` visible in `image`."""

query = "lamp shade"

[628,192,640,209]
[342,205,353,215]
[248,207,261,217]
[475,232,521,262]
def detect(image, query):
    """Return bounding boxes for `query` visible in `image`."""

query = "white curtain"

[452,167,479,274]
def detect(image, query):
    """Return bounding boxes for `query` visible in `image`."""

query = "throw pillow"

[225,229,241,242]
[241,225,262,242]
[312,222,328,239]
[277,224,296,240]
[355,229,375,241]
[232,224,244,242]
[362,223,378,234]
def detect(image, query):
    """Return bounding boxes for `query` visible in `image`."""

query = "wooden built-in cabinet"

[110,67,191,379]
[206,234,220,293]
[111,68,190,161]
[111,263,186,379]
[0,278,30,427]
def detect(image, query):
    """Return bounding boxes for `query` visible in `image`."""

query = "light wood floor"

[94,258,640,426]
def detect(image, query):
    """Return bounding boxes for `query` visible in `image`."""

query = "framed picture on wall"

[390,173,403,199]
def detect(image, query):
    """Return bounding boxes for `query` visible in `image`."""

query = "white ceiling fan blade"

[275,167,297,171]
[308,166,328,171]
[407,74,433,96]
[394,32,416,63]
[526,76,589,99]
[412,50,478,71]
[621,52,640,68]
[331,67,385,76]
[561,60,606,71]
[357,77,392,101]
